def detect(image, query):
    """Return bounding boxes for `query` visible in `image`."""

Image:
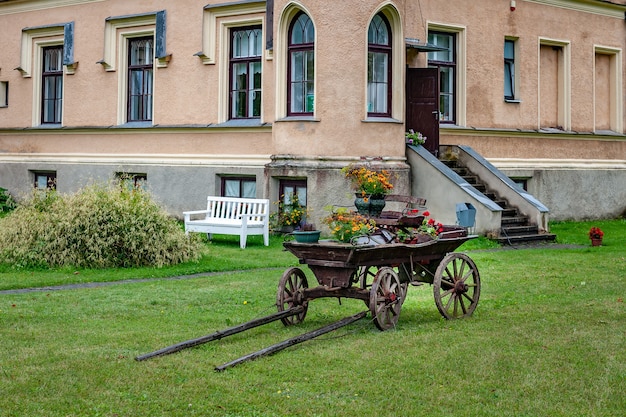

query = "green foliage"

[1,221,625,416]
[0,187,16,216]
[0,183,202,269]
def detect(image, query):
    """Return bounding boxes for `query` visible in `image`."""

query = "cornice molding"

[0,0,104,15]
[0,153,273,167]
[523,0,626,18]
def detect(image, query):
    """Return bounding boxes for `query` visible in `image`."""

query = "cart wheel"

[369,267,403,331]
[357,266,378,290]
[357,266,408,307]
[433,253,480,319]
[277,267,309,326]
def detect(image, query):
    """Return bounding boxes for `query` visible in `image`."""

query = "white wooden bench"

[183,196,270,249]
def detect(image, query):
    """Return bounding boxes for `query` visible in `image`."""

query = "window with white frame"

[17,22,76,126]
[97,11,167,125]
[230,26,262,119]
[287,12,315,116]
[428,31,456,123]
[367,13,392,116]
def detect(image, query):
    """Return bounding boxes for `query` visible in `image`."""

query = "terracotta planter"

[591,238,602,247]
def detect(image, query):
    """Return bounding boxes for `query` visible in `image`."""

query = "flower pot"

[353,193,386,217]
[354,193,370,215]
[368,195,386,217]
[293,230,321,243]
[591,238,602,247]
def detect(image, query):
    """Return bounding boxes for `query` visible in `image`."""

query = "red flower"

[423,211,430,217]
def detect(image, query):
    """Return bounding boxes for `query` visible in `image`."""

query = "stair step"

[496,233,557,245]
[501,208,518,217]
[501,225,539,236]
[501,217,529,227]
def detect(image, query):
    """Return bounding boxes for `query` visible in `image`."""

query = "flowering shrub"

[342,165,394,196]
[589,227,604,239]
[322,207,376,243]
[272,193,307,228]
[405,129,427,146]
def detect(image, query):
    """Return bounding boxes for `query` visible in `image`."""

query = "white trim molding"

[524,0,626,19]
[196,1,266,65]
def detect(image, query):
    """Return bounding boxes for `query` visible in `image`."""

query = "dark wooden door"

[405,67,440,156]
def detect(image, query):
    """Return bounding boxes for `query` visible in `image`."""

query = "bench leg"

[239,230,247,249]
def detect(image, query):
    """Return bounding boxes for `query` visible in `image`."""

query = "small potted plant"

[292,222,321,243]
[405,129,427,146]
[322,207,376,243]
[589,226,604,246]
[341,164,394,217]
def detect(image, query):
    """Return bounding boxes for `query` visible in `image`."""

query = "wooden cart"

[280,227,480,330]
[137,226,481,368]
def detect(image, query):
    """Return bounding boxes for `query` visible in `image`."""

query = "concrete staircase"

[440,158,557,245]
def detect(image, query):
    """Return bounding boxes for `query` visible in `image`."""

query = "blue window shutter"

[63,22,74,65]
[155,10,166,59]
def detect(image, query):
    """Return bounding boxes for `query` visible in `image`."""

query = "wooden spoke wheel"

[276,267,309,326]
[358,266,408,307]
[369,267,404,331]
[357,266,378,290]
[433,253,481,319]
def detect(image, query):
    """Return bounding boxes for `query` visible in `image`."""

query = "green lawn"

[1,220,625,416]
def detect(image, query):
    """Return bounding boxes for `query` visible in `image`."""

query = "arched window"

[287,12,315,115]
[367,13,391,116]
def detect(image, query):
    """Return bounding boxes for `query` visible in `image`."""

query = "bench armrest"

[183,209,211,221]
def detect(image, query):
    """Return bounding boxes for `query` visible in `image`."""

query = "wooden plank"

[135,306,305,361]
[215,311,368,372]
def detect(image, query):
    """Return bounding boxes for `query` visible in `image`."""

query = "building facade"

[0,0,625,232]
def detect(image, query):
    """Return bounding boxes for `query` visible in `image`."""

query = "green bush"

[0,183,202,269]
[0,187,16,216]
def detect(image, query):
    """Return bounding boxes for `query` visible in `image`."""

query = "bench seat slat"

[184,196,270,249]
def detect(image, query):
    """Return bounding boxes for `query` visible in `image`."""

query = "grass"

[1,220,625,416]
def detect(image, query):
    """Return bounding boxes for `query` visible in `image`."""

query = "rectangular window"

[367,52,389,114]
[230,27,262,119]
[34,171,57,190]
[279,179,307,222]
[428,31,456,123]
[127,37,154,122]
[41,46,63,124]
[116,172,147,190]
[221,176,256,198]
[0,81,7,107]
[504,39,516,100]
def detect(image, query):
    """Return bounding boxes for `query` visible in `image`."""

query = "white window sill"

[276,116,320,122]
[362,117,402,124]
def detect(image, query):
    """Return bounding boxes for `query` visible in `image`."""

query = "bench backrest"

[206,196,269,222]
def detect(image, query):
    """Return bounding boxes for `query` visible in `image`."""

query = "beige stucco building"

[1,0,625,235]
